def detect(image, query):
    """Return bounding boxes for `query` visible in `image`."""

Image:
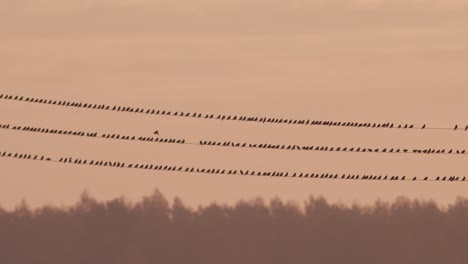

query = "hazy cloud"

[2,0,468,37]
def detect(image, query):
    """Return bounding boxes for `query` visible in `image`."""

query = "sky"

[1,0,468,209]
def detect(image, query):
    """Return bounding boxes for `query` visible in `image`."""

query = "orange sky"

[1,0,468,209]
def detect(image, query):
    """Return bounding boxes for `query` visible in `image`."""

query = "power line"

[0,149,465,182]
[0,123,185,145]
[2,123,468,156]
[2,93,466,131]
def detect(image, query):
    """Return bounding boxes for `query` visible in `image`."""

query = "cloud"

[2,0,467,38]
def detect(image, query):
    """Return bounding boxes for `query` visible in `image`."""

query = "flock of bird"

[2,93,468,131]
[1,150,466,182]
[2,93,468,184]
[0,124,185,145]
[2,123,468,156]
[199,140,468,155]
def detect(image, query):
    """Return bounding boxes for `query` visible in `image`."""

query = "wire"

[1,123,467,156]
[0,149,465,182]
[2,94,466,131]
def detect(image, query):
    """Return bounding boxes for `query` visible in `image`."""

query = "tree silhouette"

[1,189,468,264]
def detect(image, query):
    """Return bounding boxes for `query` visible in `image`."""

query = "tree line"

[1,190,467,264]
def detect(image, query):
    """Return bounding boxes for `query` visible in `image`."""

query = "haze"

[1,0,468,209]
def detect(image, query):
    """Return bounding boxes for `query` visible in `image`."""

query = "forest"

[1,190,467,264]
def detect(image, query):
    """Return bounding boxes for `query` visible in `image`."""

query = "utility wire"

[0,149,465,182]
[1,123,468,156]
[2,94,467,131]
